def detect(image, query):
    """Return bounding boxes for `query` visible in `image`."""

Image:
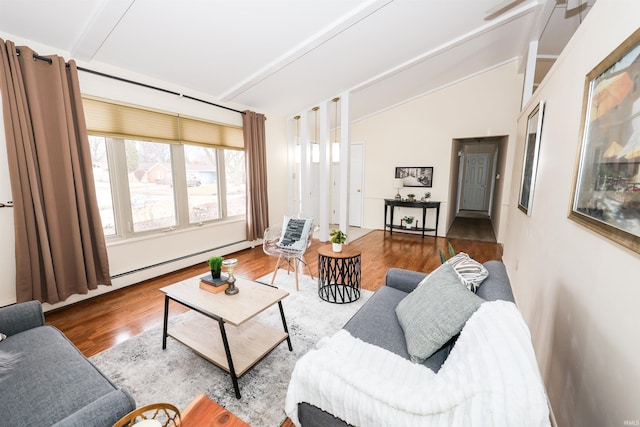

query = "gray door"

[462,153,490,211]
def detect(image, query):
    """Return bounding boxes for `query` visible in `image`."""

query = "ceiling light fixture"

[294,115,301,163]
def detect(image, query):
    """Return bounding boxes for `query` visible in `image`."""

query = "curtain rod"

[75,66,245,115]
[15,49,245,115]
[16,48,53,65]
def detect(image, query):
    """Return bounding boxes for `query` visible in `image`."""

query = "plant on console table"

[421,191,431,201]
[329,229,347,253]
[402,216,415,229]
[208,256,224,279]
[406,193,416,202]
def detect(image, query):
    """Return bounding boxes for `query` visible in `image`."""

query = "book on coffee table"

[199,273,229,294]
[200,273,228,286]
[199,281,229,294]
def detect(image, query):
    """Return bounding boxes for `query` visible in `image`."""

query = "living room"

[1,0,639,426]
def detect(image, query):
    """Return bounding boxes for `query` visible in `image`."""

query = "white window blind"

[83,96,244,149]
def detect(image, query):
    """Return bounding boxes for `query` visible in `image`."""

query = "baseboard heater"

[110,240,247,280]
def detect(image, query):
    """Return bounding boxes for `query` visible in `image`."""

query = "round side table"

[317,244,362,304]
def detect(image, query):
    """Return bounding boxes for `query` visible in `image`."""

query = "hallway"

[446,215,497,243]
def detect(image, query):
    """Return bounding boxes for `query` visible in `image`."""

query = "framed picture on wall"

[569,28,640,254]
[518,101,545,215]
[395,167,433,187]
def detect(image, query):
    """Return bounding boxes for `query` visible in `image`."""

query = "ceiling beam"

[70,0,136,61]
[350,0,538,95]
[516,0,554,83]
[522,39,538,108]
[218,0,393,103]
[530,0,558,41]
[485,0,527,19]
[353,57,519,123]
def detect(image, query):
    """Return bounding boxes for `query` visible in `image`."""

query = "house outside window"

[184,144,220,223]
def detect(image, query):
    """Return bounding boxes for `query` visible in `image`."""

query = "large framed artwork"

[518,101,545,215]
[395,167,433,187]
[569,28,640,254]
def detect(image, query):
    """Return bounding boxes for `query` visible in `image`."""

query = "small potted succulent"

[208,256,224,279]
[402,216,415,229]
[329,229,347,252]
[406,193,416,201]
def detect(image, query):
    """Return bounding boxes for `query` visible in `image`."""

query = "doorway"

[447,136,507,242]
[331,142,364,227]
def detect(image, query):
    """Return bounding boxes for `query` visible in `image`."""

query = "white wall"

[351,60,523,240]
[0,33,288,309]
[504,0,640,424]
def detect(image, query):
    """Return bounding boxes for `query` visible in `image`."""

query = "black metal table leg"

[219,319,241,399]
[278,301,293,351]
[390,205,395,235]
[162,295,170,350]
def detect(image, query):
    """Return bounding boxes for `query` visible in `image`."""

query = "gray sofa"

[297,261,515,427]
[0,300,136,427]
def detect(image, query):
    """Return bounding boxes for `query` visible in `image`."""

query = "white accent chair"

[263,217,314,291]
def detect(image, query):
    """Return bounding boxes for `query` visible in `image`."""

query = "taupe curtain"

[0,40,111,304]
[243,110,269,241]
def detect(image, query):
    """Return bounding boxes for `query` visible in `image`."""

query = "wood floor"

[446,217,497,243]
[45,229,502,425]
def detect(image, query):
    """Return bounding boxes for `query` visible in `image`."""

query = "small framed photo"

[395,167,433,187]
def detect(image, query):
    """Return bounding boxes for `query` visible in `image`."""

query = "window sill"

[105,216,246,247]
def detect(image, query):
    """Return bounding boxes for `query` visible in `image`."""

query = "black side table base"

[319,284,361,304]
[317,249,361,304]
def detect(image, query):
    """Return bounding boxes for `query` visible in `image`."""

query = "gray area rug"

[90,270,372,426]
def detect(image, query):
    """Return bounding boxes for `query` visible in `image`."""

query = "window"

[225,149,247,217]
[184,144,219,223]
[88,135,115,236]
[84,97,246,240]
[126,139,176,232]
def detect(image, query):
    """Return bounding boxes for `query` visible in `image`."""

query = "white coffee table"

[160,276,291,399]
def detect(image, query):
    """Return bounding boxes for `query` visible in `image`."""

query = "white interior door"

[349,143,364,227]
[461,153,489,211]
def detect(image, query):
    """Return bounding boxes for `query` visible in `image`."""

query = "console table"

[384,199,441,238]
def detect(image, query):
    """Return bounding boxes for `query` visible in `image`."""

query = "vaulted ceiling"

[0,0,595,121]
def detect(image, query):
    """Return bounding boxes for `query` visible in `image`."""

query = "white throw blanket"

[285,300,550,427]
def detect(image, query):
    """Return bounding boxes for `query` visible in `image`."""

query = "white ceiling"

[0,0,595,121]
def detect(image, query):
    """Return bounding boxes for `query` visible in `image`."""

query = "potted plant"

[208,256,224,279]
[329,229,347,252]
[406,193,416,201]
[402,216,415,229]
[422,191,431,201]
